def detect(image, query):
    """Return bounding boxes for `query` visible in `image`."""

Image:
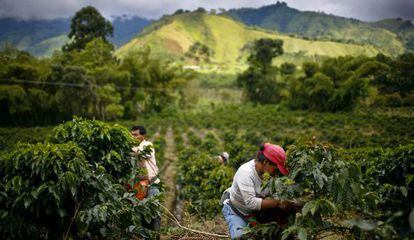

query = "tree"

[248,39,283,73]
[119,49,191,113]
[302,62,319,78]
[174,9,185,15]
[96,84,124,120]
[63,6,113,51]
[237,39,285,104]
[186,42,212,63]
[0,85,30,125]
[280,62,296,75]
[304,73,334,111]
[49,65,94,118]
[195,7,207,13]
[387,53,414,97]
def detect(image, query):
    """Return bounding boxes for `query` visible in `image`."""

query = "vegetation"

[225,1,406,55]
[245,143,414,239]
[0,15,150,57]
[372,18,414,51]
[115,12,385,72]
[237,39,414,111]
[168,106,414,239]
[0,41,192,125]
[0,118,162,239]
[237,39,285,103]
[63,6,114,51]
[1,4,414,240]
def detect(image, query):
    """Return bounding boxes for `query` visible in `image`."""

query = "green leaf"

[313,167,327,189]
[297,228,307,240]
[345,218,377,231]
[399,186,408,197]
[58,208,66,218]
[310,201,319,215]
[281,226,298,240]
[36,183,48,196]
[409,208,414,230]
[302,201,313,216]
[406,174,414,186]
[24,197,31,209]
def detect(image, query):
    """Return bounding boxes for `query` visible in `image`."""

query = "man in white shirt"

[222,143,297,239]
[131,125,160,236]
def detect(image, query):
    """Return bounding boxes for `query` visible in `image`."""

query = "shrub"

[0,118,164,238]
[50,117,135,179]
[0,142,161,239]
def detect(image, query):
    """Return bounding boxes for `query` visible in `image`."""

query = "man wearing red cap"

[221,143,296,239]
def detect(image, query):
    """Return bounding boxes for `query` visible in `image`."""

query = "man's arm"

[261,198,291,210]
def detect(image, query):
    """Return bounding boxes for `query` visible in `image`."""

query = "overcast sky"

[0,0,413,22]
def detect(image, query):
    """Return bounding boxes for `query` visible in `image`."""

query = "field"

[1,105,413,239]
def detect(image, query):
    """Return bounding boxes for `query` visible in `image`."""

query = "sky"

[0,0,413,22]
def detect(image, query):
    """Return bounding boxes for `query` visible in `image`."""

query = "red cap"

[262,143,289,175]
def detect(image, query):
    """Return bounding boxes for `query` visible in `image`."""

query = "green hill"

[25,35,69,57]
[116,12,389,72]
[371,18,414,51]
[225,2,405,55]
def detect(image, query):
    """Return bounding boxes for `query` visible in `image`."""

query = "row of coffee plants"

[182,105,414,148]
[0,118,162,239]
[170,107,413,239]
[176,129,235,219]
[2,106,412,151]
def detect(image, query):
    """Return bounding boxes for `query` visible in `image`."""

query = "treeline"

[0,41,191,126]
[238,39,414,111]
[0,6,193,126]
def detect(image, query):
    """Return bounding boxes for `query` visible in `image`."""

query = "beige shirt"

[132,140,160,184]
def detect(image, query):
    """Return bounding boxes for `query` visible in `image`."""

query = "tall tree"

[237,39,284,104]
[248,38,283,73]
[63,6,113,51]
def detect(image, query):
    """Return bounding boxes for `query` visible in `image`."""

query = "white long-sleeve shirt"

[132,140,160,184]
[229,159,269,215]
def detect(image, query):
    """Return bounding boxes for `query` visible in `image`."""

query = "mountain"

[224,2,405,55]
[371,18,414,51]
[110,16,151,46]
[0,16,151,57]
[115,12,387,72]
[0,18,70,56]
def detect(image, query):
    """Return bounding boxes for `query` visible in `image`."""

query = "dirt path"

[159,127,180,225]
[160,128,229,240]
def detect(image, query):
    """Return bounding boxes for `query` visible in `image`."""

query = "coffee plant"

[0,119,162,239]
[244,142,414,239]
[50,117,135,179]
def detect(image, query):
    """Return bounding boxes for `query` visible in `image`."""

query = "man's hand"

[292,200,305,212]
[277,200,292,210]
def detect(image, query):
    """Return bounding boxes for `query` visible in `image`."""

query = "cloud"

[288,0,414,21]
[0,0,80,20]
[0,0,413,21]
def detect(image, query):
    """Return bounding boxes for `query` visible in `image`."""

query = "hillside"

[0,18,70,56]
[371,18,414,51]
[0,16,151,57]
[225,2,406,55]
[116,12,387,72]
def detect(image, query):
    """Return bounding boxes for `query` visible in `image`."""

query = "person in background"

[131,125,161,236]
[218,151,229,165]
[221,143,300,239]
